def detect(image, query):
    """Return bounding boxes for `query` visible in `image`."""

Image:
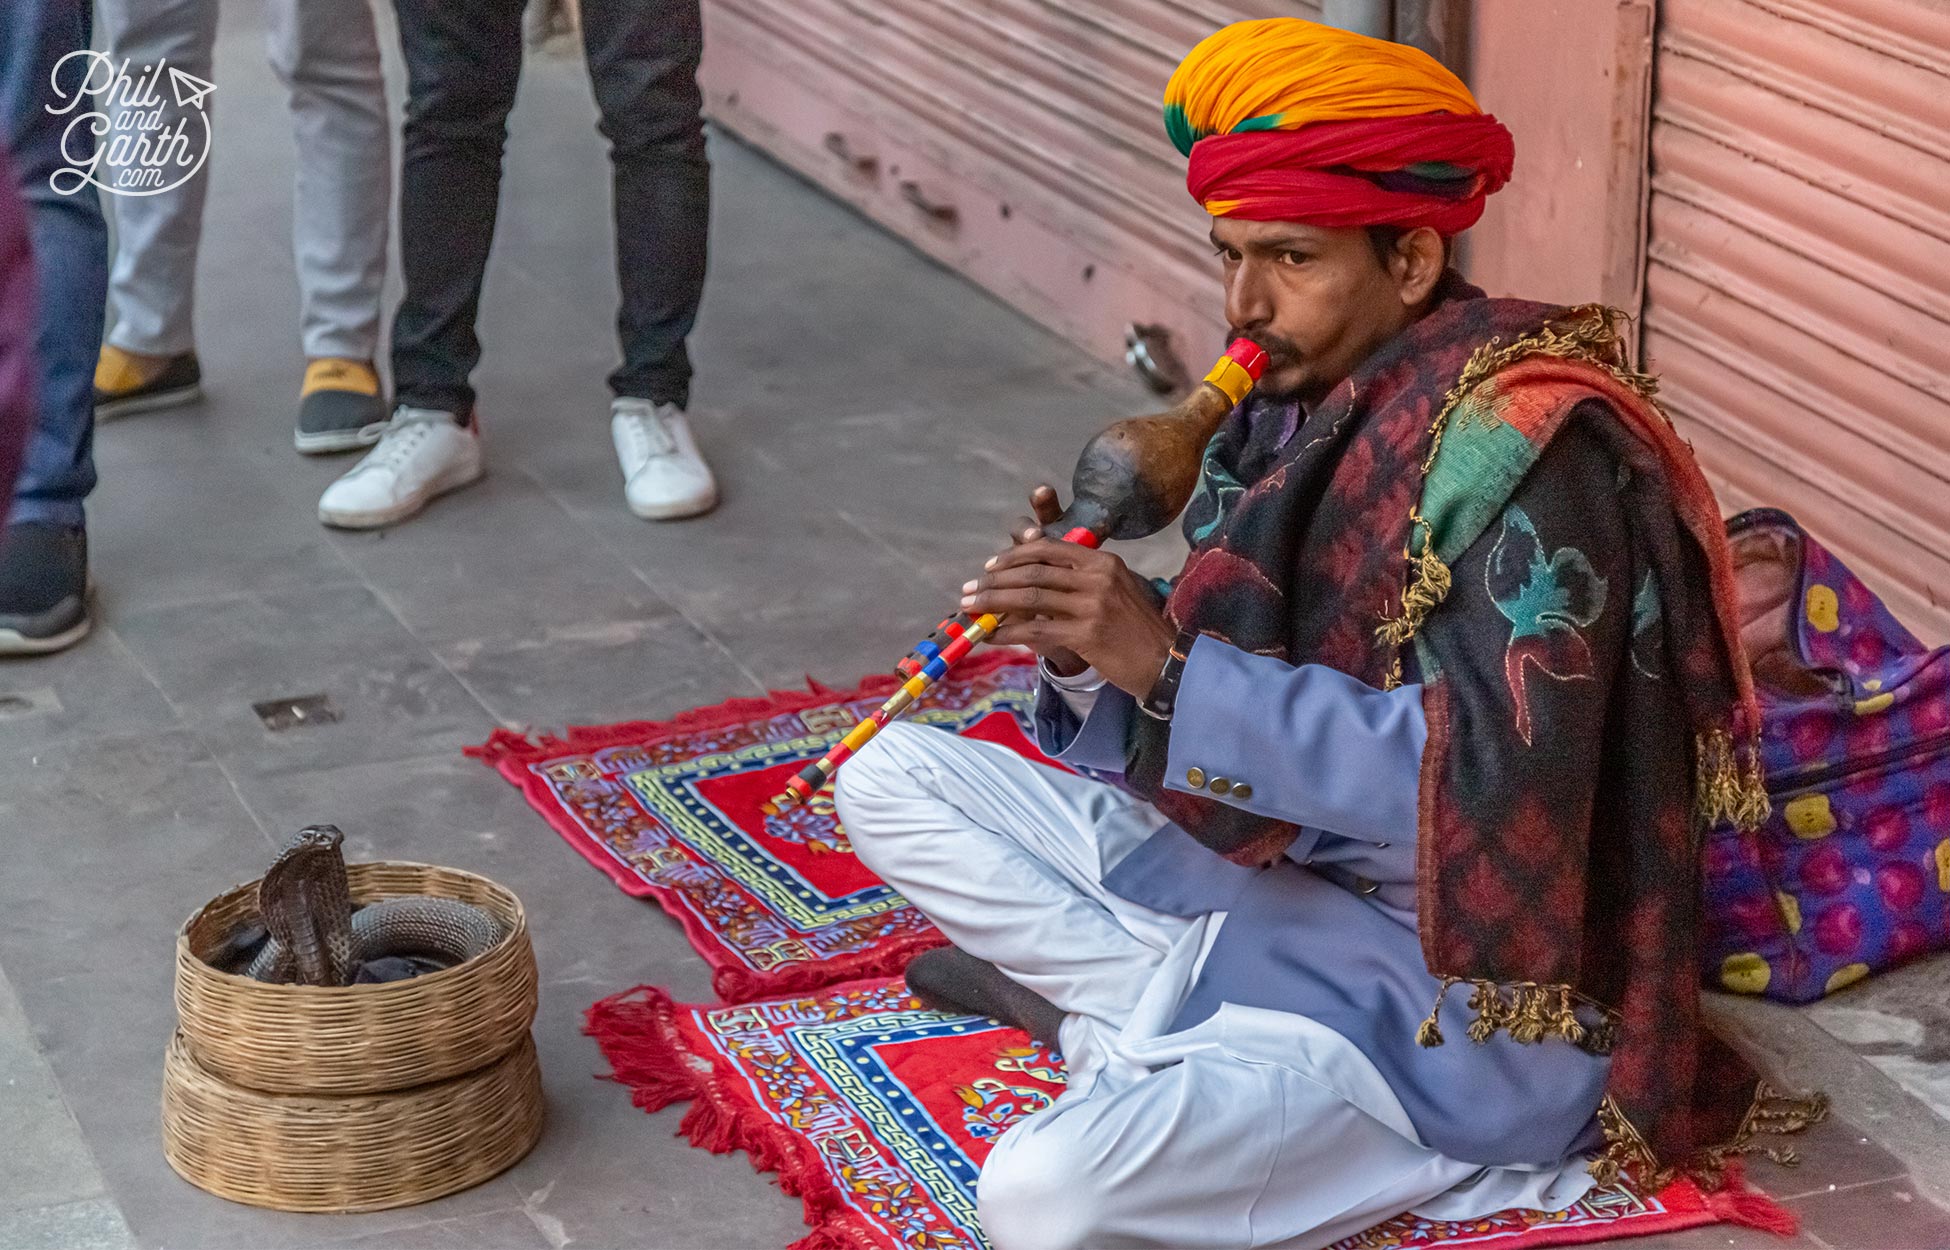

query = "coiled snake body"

[243,825,504,985]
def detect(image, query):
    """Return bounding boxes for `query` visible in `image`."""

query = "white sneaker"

[611,399,719,520]
[317,406,484,530]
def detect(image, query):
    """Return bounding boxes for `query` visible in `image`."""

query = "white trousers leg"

[264,0,390,362]
[836,720,1184,1071]
[98,0,219,356]
[836,721,1595,1250]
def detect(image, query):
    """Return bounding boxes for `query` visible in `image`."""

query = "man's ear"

[1392,226,1447,308]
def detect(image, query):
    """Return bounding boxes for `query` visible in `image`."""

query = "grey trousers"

[97,0,390,362]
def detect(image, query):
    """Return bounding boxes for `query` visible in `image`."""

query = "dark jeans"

[0,0,107,528]
[389,0,709,415]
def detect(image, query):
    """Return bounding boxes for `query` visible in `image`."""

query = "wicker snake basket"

[175,861,538,1094]
[162,1030,544,1213]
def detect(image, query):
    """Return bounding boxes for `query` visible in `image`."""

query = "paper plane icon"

[168,67,216,110]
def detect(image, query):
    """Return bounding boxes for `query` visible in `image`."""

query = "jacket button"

[1356,876,1380,896]
[1209,777,1233,796]
[1186,767,1206,789]
[1231,782,1253,801]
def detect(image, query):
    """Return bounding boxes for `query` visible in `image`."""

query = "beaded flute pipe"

[764,339,1268,813]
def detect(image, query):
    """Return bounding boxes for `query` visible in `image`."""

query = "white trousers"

[98,0,391,361]
[835,722,1595,1250]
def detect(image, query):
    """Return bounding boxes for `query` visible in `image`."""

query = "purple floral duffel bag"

[1702,507,1950,1002]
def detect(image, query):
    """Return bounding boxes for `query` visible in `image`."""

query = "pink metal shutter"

[697,0,1314,387]
[1641,0,1950,641]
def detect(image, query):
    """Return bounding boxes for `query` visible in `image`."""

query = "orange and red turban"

[1164,19,1513,234]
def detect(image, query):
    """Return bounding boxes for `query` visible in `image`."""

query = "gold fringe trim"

[1590,1095,1660,1189]
[1375,305,1654,660]
[1697,729,1772,832]
[1415,977,1606,1052]
[1377,514,1451,651]
[1415,975,1461,1047]
[1590,1082,1829,1189]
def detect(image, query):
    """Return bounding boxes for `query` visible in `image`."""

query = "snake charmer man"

[836,18,1816,1250]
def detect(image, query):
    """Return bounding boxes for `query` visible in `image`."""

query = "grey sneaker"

[0,522,90,655]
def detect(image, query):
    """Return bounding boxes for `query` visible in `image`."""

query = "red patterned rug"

[470,653,1071,1001]
[590,977,1794,1250]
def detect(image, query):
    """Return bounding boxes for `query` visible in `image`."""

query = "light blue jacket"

[1035,636,1608,1167]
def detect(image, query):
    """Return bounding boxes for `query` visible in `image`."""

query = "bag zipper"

[1766,727,1950,800]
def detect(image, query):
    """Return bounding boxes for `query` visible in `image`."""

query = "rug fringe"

[1702,1159,1799,1237]
[467,649,1034,766]
[714,933,947,1003]
[787,1223,882,1250]
[583,986,701,1115]
[585,983,888,1250]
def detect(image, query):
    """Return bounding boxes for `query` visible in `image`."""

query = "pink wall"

[1464,1,1655,311]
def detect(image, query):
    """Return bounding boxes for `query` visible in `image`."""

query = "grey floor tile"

[0,967,107,1215]
[112,583,494,780]
[500,999,810,1250]
[699,588,965,696]
[0,626,180,757]
[320,470,678,647]
[433,613,758,733]
[86,444,364,617]
[289,1207,547,1250]
[1626,1226,1822,1250]
[230,750,558,872]
[532,451,962,656]
[1762,1113,1911,1201]
[0,730,270,985]
[1787,1176,1950,1250]
[1708,991,1950,1205]
[1807,958,1950,1125]
[0,1198,137,1250]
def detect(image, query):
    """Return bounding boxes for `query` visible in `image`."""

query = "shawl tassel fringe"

[1590,1084,1830,1191]
[1417,982,1824,1188]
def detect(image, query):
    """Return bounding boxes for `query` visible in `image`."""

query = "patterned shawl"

[1125,275,1821,1183]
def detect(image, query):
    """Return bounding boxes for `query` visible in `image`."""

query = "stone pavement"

[1,7,1946,1249]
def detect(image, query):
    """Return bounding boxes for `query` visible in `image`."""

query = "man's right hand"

[1002,484,1087,676]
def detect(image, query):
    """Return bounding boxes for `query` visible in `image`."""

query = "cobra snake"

[242,825,505,986]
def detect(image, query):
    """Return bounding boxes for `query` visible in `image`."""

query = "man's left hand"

[962,539,1174,698]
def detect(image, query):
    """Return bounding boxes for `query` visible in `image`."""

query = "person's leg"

[580,0,717,520]
[975,1042,1501,1250]
[322,0,521,528]
[835,722,1187,1049]
[385,0,524,418]
[580,0,707,408]
[0,0,107,653]
[264,0,391,453]
[265,0,388,365]
[91,0,215,417]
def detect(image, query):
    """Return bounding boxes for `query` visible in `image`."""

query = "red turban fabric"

[1166,19,1514,232]
[1185,114,1514,233]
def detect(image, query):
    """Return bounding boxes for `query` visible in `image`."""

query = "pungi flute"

[765,339,1268,814]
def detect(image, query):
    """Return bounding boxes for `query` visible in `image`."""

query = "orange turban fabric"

[1164,18,1513,233]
